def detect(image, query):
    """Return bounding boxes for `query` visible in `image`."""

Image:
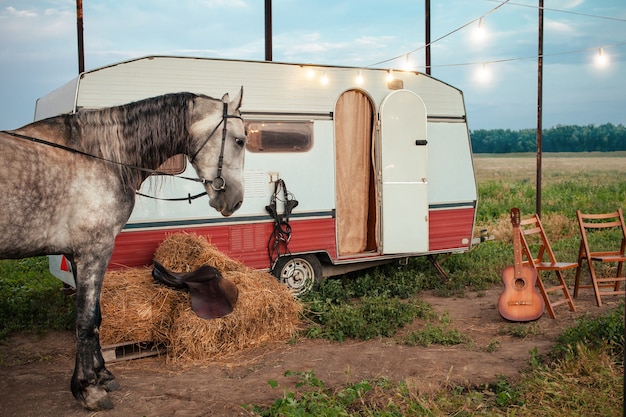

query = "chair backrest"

[519,214,558,266]
[577,209,626,257]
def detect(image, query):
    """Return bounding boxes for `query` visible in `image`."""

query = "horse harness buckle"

[192,102,243,192]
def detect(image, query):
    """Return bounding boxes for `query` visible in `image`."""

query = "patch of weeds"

[401,309,470,347]
[244,370,374,417]
[483,338,501,352]
[402,323,469,347]
[552,302,624,362]
[0,258,76,340]
[517,344,623,416]
[528,346,543,367]
[500,321,543,338]
[305,296,431,341]
[486,375,524,408]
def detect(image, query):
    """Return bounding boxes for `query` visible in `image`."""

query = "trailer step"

[101,341,165,362]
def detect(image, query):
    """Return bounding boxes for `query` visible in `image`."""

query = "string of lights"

[302,0,623,85]
[363,0,624,72]
[485,0,626,23]
[366,0,512,68]
[412,40,626,70]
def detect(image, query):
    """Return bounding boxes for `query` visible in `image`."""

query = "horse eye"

[235,137,246,148]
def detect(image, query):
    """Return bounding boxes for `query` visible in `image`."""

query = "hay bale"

[166,269,301,362]
[99,232,302,362]
[100,268,186,346]
[154,232,247,273]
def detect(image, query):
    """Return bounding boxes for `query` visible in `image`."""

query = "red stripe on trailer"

[429,207,475,251]
[107,209,474,272]
[107,217,337,271]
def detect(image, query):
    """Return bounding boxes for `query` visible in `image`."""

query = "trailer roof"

[36,55,466,121]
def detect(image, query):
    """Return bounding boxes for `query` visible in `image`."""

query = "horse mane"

[73,92,206,189]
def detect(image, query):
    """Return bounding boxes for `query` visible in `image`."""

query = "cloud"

[561,0,585,9]
[545,19,576,35]
[271,31,404,67]
[202,0,249,9]
[0,4,73,46]
[4,6,37,18]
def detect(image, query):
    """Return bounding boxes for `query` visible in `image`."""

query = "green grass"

[477,176,626,224]
[401,322,469,347]
[0,257,75,340]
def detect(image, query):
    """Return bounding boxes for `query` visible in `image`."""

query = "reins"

[1,101,243,204]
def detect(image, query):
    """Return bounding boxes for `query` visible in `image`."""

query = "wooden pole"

[76,0,85,73]
[265,0,272,61]
[536,0,543,217]
[425,0,431,75]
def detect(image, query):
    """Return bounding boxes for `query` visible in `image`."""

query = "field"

[474,151,626,183]
[473,152,626,242]
[0,153,624,416]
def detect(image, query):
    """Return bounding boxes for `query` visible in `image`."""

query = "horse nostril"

[233,201,242,212]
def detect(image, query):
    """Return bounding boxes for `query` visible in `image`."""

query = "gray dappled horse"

[0,88,246,410]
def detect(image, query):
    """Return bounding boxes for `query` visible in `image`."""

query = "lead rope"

[266,179,299,267]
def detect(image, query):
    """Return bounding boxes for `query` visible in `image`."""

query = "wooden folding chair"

[574,209,626,307]
[518,214,576,319]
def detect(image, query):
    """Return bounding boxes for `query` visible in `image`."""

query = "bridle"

[1,101,244,203]
[189,101,244,192]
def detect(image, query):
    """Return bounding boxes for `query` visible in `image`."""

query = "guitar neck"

[512,225,523,278]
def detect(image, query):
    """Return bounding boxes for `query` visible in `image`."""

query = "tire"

[272,254,322,296]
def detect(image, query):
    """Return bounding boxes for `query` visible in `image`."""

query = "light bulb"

[386,69,394,82]
[473,16,487,42]
[321,72,329,85]
[402,54,412,71]
[356,70,364,85]
[594,48,609,68]
[475,63,491,83]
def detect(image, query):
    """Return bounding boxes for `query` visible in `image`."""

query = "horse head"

[189,87,246,216]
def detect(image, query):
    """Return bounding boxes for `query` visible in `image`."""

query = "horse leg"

[70,252,118,411]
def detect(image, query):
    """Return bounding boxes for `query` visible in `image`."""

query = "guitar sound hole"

[514,278,526,289]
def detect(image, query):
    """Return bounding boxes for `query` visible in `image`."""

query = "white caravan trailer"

[37,56,477,294]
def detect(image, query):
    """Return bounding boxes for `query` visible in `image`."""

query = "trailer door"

[379,90,428,254]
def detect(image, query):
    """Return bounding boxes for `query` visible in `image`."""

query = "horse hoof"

[97,368,120,392]
[83,386,115,411]
[102,378,121,392]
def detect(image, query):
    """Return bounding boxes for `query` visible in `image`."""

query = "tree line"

[470,123,626,153]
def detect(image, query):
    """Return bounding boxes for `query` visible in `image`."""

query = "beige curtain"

[335,90,373,255]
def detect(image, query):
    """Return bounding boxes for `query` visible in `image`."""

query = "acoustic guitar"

[497,208,545,321]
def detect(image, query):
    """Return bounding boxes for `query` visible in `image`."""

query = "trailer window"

[245,121,313,152]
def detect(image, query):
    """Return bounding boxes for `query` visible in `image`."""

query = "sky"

[0,0,624,131]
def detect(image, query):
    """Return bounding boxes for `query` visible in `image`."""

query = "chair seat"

[590,254,626,263]
[534,261,578,271]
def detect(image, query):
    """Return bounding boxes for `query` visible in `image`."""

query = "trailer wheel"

[272,254,322,296]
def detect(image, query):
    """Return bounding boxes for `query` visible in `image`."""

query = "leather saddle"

[152,260,238,319]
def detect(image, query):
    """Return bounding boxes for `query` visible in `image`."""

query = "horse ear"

[230,86,244,110]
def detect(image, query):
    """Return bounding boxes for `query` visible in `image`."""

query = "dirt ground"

[0,287,617,417]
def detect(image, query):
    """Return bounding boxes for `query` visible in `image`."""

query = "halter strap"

[189,101,243,191]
